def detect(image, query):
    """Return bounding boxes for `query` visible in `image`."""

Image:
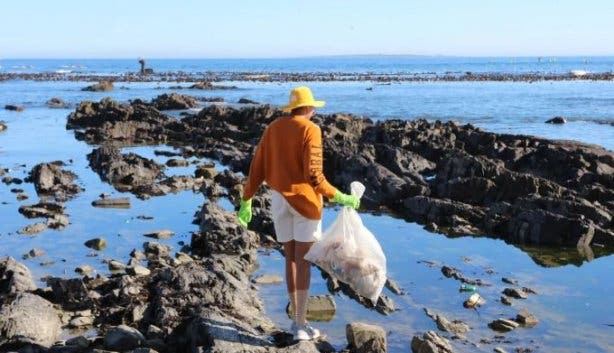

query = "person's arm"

[303,124,337,199]
[243,132,267,200]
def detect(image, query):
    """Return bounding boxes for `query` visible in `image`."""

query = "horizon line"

[2,54,614,61]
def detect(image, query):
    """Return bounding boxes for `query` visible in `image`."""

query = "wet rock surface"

[87,144,166,196]
[46,97,70,108]
[423,308,470,338]
[151,93,198,110]
[545,116,567,124]
[346,322,387,353]
[0,257,37,295]
[26,162,83,201]
[0,95,603,352]
[82,80,114,91]
[18,202,69,229]
[0,293,62,348]
[92,196,131,208]
[189,81,238,90]
[64,102,614,251]
[67,97,173,144]
[4,104,24,111]
[1,201,331,353]
[411,331,453,353]
[17,222,47,235]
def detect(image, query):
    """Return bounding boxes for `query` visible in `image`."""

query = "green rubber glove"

[237,199,252,227]
[331,190,360,209]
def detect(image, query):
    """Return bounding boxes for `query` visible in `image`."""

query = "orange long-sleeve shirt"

[242,115,337,220]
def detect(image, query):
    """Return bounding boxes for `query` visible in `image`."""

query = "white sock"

[295,290,308,326]
[289,291,297,323]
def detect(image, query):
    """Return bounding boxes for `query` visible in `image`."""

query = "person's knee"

[283,240,296,262]
[294,241,313,259]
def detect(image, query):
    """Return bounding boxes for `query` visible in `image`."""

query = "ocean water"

[0,62,613,352]
[2,56,614,75]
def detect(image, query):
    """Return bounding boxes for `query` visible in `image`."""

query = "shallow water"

[0,80,613,352]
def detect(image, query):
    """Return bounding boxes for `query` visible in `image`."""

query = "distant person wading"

[237,86,360,341]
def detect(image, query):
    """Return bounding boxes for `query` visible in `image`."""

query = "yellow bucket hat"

[282,86,325,113]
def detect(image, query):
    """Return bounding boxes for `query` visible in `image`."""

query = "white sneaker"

[293,322,321,341]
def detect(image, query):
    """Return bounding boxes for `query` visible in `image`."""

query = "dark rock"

[502,277,518,285]
[2,176,23,185]
[65,335,90,348]
[143,241,171,257]
[435,315,470,336]
[108,260,126,272]
[403,196,485,230]
[192,202,259,257]
[22,248,45,260]
[195,163,217,179]
[75,265,94,276]
[26,162,82,201]
[522,286,538,295]
[47,277,92,310]
[92,197,131,208]
[502,288,527,299]
[151,93,198,110]
[67,98,173,144]
[323,273,396,315]
[440,265,485,286]
[545,117,567,124]
[198,97,224,102]
[506,208,595,246]
[488,318,520,332]
[410,331,453,353]
[59,101,614,255]
[16,193,28,201]
[154,149,182,157]
[143,229,174,239]
[19,202,65,219]
[4,104,24,111]
[87,145,165,192]
[166,158,189,167]
[252,273,283,284]
[500,296,513,306]
[189,81,238,90]
[46,97,70,109]
[384,278,405,295]
[84,238,107,251]
[516,309,539,327]
[0,257,37,294]
[126,265,151,277]
[103,325,146,351]
[82,80,114,92]
[346,322,387,353]
[238,98,259,104]
[0,293,62,347]
[17,222,47,235]
[0,121,6,131]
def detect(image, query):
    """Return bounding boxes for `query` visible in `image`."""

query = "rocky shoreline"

[1,70,614,83]
[64,96,614,250]
[1,92,612,353]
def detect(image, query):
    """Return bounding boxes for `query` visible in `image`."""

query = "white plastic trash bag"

[305,181,387,302]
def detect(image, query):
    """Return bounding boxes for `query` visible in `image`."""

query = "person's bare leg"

[294,241,314,326]
[283,240,297,322]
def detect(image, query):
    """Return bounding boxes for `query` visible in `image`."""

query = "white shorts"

[270,190,322,243]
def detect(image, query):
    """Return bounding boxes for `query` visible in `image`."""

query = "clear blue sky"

[1,0,612,58]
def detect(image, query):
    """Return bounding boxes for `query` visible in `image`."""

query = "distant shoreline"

[2,55,614,60]
[1,70,614,83]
